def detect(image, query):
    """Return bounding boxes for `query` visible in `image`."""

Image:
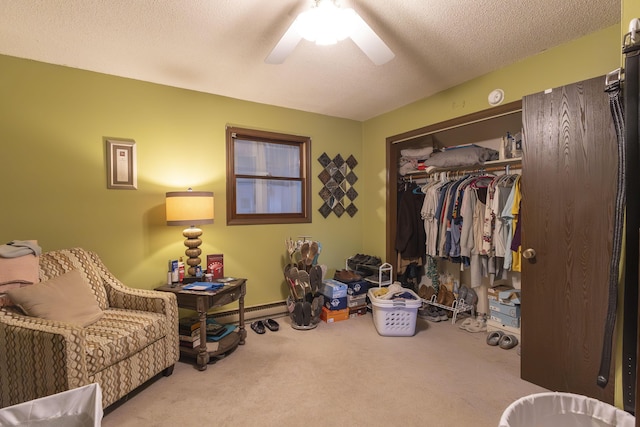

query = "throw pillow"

[7,269,104,327]
[0,281,31,307]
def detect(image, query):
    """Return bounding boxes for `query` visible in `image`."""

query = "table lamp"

[165,189,214,276]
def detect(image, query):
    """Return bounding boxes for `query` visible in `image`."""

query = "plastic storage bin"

[0,383,103,427]
[368,287,421,336]
[499,392,635,427]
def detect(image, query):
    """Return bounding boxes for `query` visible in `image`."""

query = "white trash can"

[0,383,103,427]
[499,392,635,427]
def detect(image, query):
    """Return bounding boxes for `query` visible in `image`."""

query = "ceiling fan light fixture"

[295,0,356,46]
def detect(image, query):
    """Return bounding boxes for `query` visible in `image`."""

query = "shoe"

[464,287,478,306]
[251,320,266,334]
[302,302,312,326]
[442,288,455,307]
[334,269,362,283]
[264,318,279,331]
[438,309,449,321]
[418,284,436,301]
[310,265,323,294]
[311,295,324,318]
[486,330,504,346]
[424,306,442,322]
[499,334,519,349]
[307,241,319,266]
[463,318,487,333]
[292,302,304,326]
[457,285,469,303]
[458,318,474,330]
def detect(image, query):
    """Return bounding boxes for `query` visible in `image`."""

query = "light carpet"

[102,314,547,426]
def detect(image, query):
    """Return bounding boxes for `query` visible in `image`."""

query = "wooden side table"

[156,278,247,371]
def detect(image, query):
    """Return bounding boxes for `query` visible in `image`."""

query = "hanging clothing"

[396,183,426,259]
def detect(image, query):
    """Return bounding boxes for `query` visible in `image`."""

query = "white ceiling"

[0,0,620,121]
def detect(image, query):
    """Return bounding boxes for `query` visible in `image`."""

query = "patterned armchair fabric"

[0,248,179,409]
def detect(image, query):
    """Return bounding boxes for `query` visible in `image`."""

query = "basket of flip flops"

[368,282,422,336]
[284,263,325,330]
[285,237,321,273]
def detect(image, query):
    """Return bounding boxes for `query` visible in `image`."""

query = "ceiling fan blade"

[265,20,303,64]
[348,10,394,66]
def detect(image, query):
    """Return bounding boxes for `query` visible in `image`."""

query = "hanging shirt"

[500,175,521,270]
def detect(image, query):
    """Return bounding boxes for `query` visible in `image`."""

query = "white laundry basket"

[368,287,421,336]
[499,392,635,427]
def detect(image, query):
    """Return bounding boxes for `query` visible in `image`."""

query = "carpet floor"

[102,313,547,426]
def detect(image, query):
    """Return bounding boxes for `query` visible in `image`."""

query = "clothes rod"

[403,161,522,181]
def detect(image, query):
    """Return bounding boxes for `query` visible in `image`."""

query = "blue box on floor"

[320,279,348,298]
[324,295,348,310]
[490,310,520,328]
[346,279,370,296]
[488,300,521,318]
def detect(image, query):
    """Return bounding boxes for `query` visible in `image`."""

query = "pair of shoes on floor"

[334,269,362,283]
[458,317,487,333]
[486,330,518,349]
[251,318,280,334]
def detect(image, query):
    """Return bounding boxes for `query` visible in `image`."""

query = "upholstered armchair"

[0,248,180,408]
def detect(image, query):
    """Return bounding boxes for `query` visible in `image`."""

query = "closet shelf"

[423,294,475,324]
[403,157,522,181]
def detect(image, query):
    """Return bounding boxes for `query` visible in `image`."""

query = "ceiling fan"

[265,0,395,66]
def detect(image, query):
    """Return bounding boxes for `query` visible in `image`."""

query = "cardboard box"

[498,289,521,306]
[488,300,521,317]
[321,306,349,323]
[346,280,370,296]
[487,285,513,301]
[487,319,521,336]
[347,294,367,307]
[324,295,348,310]
[349,305,368,318]
[320,279,348,298]
[490,310,520,328]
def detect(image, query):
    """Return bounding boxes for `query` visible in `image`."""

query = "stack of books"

[179,317,201,349]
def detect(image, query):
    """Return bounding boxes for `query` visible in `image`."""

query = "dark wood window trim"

[226,126,312,225]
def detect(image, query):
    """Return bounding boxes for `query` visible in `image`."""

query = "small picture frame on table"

[106,138,137,190]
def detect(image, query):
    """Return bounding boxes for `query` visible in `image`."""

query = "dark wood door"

[520,76,617,403]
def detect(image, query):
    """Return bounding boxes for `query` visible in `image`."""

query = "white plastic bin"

[0,383,103,427]
[368,287,421,336]
[499,392,635,427]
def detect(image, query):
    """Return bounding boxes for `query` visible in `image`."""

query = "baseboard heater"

[210,300,288,324]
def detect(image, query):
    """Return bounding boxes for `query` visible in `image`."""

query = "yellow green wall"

[0,55,364,308]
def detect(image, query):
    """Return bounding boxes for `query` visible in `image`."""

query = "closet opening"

[385,100,523,319]
[385,100,523,274]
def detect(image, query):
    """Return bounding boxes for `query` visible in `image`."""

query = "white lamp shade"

[165,191,214,226]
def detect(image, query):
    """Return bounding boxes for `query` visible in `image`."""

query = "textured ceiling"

[0,0,620,121]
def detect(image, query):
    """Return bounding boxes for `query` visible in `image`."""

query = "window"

[226,126,311,225]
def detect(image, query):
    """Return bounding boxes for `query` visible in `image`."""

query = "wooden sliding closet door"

[520,76,617,403]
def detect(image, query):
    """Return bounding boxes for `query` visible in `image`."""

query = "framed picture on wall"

[106,138,137,190]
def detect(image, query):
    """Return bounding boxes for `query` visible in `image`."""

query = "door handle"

[522,248,536,260]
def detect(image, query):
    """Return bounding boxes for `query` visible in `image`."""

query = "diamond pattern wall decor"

[317,152,358,218]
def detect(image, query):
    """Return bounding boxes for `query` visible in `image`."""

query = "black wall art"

[317,152,358,218]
